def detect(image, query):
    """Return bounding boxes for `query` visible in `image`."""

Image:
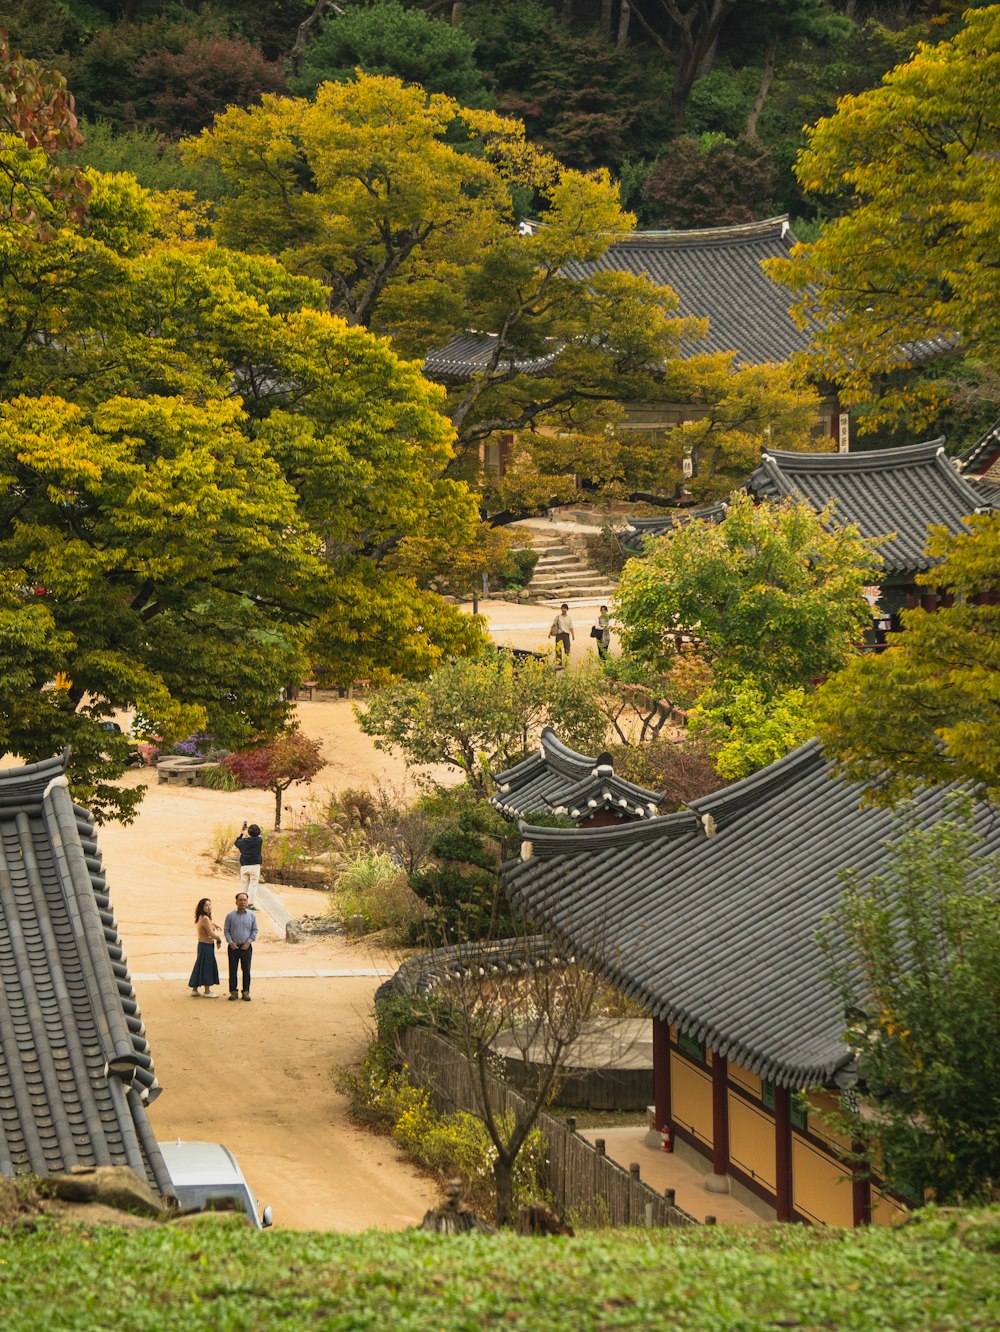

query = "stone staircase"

[517,526,618,604]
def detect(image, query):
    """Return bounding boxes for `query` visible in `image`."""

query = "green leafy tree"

[615,492,880,688]
[690,678,813,780]
[0,50,490,816]
[818,796,1000,1205]
[355,649,608,796]
[768,7,1000,433]
[811,512,1000,802]
[224,729,324,830]
[289,0,490,107]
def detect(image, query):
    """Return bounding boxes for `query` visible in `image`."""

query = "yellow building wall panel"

[728,1062,762,1099]
[792,1134,854,1227]
[805,1091,852,1153]
[727,1092,775,1191]
[871,1189,909,1227]
[670,1052,713,1147]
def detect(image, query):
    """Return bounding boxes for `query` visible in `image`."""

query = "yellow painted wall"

[670,1051,713,1148]
[728,1062,763,1099]
[792,1134,855,1227]
[727,1092,775,1191]
[805,1091,852,1153]
[871,1189,908,1226]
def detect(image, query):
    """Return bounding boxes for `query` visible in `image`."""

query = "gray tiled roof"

[423,218,814,380]
[747,440,995,576]
[491,728,661,822]
[958,418,1000,474]
[562,216,813,365]
[0,755,172,1193]
[502,741,1000,1090]
[622,503,728,554]
[423,332,561,383]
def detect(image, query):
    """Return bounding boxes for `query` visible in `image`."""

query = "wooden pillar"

[852,1143,871,1227]
[652,1018,671,1132]
[774,1086,792,1221]
[711,1052,728,1175]
[921,589,939,612]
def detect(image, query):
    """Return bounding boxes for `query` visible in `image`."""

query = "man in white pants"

[234,822,263,908]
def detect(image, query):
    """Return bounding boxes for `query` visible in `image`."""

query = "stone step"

[533,587,618,601]
[535,564,615,580]
[534,556,588,571]
[532,580,617,596]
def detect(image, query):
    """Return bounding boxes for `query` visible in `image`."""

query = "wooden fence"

[398,1025,697,1229]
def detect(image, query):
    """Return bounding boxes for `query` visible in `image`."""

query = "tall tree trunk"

[617,0,631,48]
[746,36,777,139]
[494,1155,515,1227]
[288,0,338,76]
[451,1,464,24]
[274,784,283,830]
[601,0,614,42]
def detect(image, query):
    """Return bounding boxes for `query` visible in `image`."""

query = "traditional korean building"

[491,727,661,826]
[745,438,996,612]
[0,754,173,1193]
[423,217,841,477]
[620,501,728,554]
[958,418,1000,505]
[501,739,1000,1227]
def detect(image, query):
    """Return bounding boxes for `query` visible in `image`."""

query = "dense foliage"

[811,513,1000,801]
[769,6,1000,434]
[0,46,489,817]
[820,798,1000,1205]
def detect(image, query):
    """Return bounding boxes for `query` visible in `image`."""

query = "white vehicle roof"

[159,1139,245,1188]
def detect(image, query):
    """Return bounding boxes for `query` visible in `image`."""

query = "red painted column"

[652,1018,671,1133]
[774,1086,792,1221]
[711,1052,729,1175]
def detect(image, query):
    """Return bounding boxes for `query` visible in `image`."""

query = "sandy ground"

[101,703,444,1232]
[84,601,617,1233]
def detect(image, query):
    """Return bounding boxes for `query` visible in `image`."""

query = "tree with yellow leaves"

[768,7,1000,434]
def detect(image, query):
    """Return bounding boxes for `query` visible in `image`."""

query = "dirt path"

[100,703,442,1232]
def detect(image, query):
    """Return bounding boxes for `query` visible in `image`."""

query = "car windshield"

[172,1183,258,1225]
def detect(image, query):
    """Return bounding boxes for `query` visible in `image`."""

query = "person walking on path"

[593,606,611,660]
[188,898,223,998]
[234,822,263,908]
[224,891,258,1001]
[549,603,574,667]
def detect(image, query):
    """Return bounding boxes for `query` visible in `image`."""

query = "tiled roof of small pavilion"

[747,440,995,576]
[621,502,728,553]
[423,332,561,383]
[0,755,172,1193]
[560,216,813,366]
[491,728,661,822]
[958,418,1000,475]
[502,741,1000,1089]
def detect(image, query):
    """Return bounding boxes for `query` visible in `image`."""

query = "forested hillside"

[3,0,978,227]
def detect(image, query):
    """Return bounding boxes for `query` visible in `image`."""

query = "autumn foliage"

[225,731,324,830]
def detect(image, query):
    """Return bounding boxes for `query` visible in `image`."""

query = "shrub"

[331,850,428,937]
[198,764,243,791]
[496,547,538,590]
[210,824,239,865]
[343,1041,548,1216]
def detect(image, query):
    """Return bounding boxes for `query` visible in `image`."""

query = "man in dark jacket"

[234,822,263,909]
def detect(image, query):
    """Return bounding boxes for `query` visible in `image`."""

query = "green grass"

[1,1208,997,1330]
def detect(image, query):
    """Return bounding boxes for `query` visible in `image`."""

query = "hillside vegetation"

[1,1207,998,1330]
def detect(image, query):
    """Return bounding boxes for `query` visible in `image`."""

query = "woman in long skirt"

[189,897,223,997]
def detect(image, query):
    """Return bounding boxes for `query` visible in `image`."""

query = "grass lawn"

[1,1207,997,1330]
